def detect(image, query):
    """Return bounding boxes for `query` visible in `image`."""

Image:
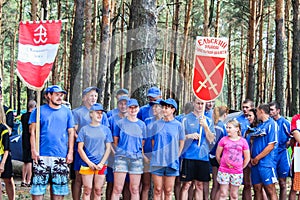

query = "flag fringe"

[15,69,52,92]
[20,19,67,25]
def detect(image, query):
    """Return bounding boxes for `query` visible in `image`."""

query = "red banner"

[16,20,62,91]
[192,37,228,101]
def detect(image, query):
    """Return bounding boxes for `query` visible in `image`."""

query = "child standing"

[77,103,113,200]
[216,119,250,200]
[0,103,15,200]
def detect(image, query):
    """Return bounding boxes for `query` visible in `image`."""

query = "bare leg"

[219,184,229,200]
[180,181,192,200]
[162,176,176,200]
[210,166,220,200]
[279,177,287,200]
[242,165,252,200]
[203,181,209,200]
[174,176,181,200]
[141,172,151,200]
[3,177,15,200]
[72,171,82,200]
[129,174,141,200]
[111,172,127,200]
[263,183,278,200]
[152,174,163,200]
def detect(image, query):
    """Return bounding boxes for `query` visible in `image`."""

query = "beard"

[50,99,62,106]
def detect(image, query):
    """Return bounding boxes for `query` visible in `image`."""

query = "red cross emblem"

[192,55,226,101]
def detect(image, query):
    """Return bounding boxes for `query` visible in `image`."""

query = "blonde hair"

[227,119,241,136]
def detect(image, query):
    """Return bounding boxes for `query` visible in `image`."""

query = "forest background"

[0,0,299,117]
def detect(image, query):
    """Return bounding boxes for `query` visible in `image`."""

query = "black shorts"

[209,157,219,167]
[22,147,32,163]
[180,159,211,182]
[1,154,13,178]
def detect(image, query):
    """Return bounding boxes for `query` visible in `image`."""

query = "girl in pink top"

[216,119,250,200]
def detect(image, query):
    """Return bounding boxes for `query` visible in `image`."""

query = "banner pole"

[198,102,206,146]
[35,91,41,153]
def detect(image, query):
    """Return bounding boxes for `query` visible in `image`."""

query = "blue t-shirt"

[251,118,278,168]
[107,108,119,118]
[150,119,185,170]
[77,124,113,166]
[144,117,160,155]
[181,112,215,161]
[275,116,290,151]
[113,117,146,159]
[236,114,250,137]
[210,120,227,157]
[29,104,75,157]
[72,105,109,132]
[137,104,153,121]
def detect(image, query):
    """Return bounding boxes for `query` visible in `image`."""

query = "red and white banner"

[16,20,62,91]
[192,37,228,101]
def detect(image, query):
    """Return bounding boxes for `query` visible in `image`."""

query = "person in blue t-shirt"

[209,106,228,200]
[179,97,215,200]
[77,103,113,200]
[71,86,109,200]
[106,95,130,200]
[150,98,185,200]
[141,99,163,200]
[251,104,278,200]
[111,99,146,200]
[107,88,129,118]
[29,85,75,199]
[236,99,255,137]
[269,101,291,200]
[137,86,162,121]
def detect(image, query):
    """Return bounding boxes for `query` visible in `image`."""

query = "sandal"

[21,182,27,187]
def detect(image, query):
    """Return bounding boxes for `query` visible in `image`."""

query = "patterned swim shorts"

[30,156,69,196]
[217,171,243,186]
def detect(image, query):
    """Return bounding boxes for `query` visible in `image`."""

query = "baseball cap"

[160,98,178,111]
[147,87,161,98]
[45,85,54,94]
[82,86,100,96]
[149,99,163,106]
[47,85,67,94]
[118,95,129,103]
[90,103,105,111]
[127,98,139,107]
[116,88,129,96]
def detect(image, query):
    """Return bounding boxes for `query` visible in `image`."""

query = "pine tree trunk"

[275,0,285,111]
[83,0,92,89]
[227,25,232,109]
[257,0,264,105]
[286,0,292,116]
[291,0,300,114]
[97,0,111,103]
[203,0,210,36]
[178,0,192,103]
[130,0,158,105]
[91,0,98,86]
[214,0,221,37]
[69,0,85,108]
[246,0,256,101]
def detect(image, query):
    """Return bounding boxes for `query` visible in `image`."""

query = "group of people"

[0,84,299,200]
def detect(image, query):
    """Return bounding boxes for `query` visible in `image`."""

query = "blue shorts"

[251,165,278,185]
[276,150,291,178]
[151,166,179,177]
[114,157,143,174]
[30,156,69,196]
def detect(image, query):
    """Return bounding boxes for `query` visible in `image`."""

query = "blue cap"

[82,86,100,96]
[147,87,161,98]
[90,103,105,111]
[47,85,67,94]
[118,95,129,103]
[116,88,129,95]
[160,98,178,111]
[127,98,139,107]
[149,99,163,106]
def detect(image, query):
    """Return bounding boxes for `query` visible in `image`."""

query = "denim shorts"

[151,166,179,177]
[114,156,143,174]
[30,156,69,196]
